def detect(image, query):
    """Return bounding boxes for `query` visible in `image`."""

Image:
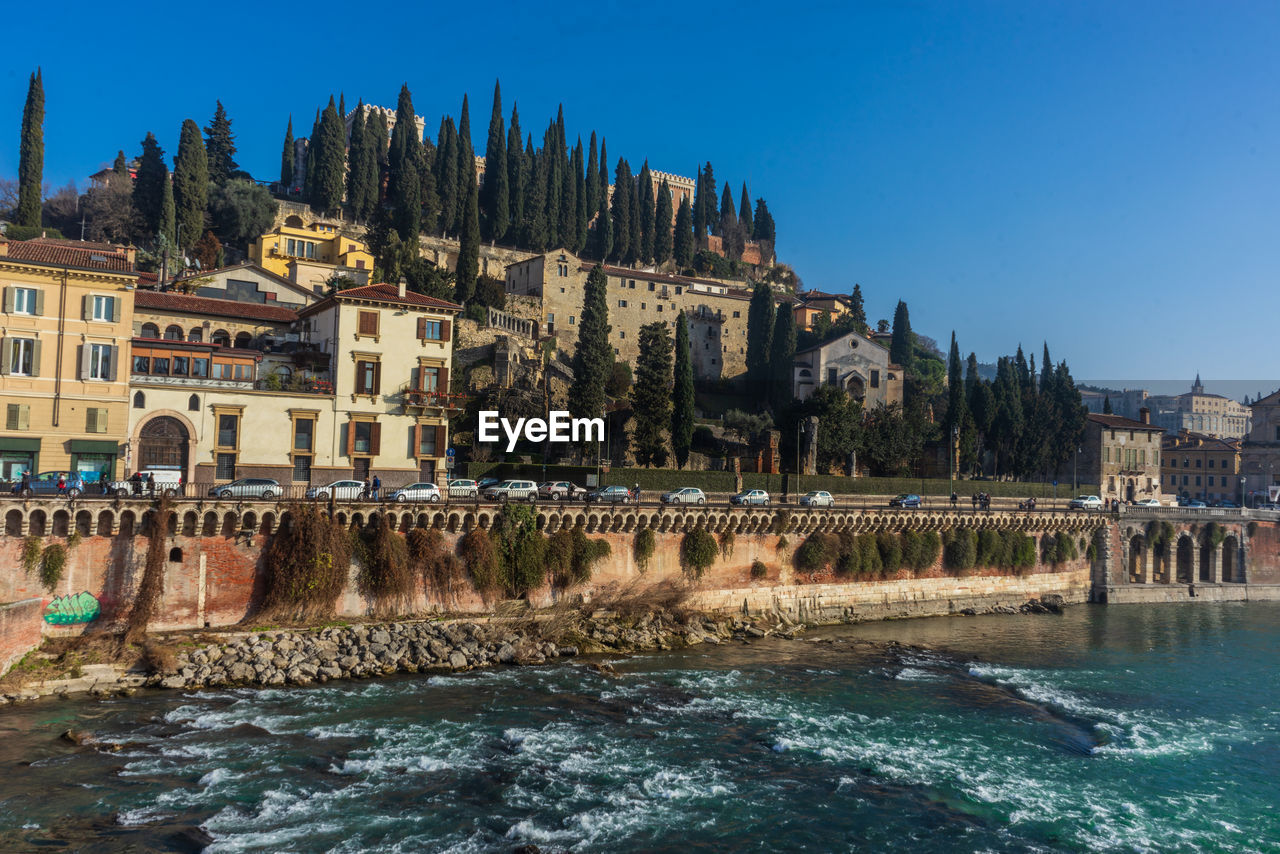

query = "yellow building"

[248,217,375,294]
[0,237,137,481]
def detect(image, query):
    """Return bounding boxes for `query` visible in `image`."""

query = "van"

[111,470,184,498]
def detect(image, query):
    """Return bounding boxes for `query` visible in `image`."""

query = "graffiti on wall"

[44,591,101,625]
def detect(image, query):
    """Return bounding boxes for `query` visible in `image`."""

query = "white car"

[1134,498,1162,507]
[800,490,834,508]
[730,489,770,506]
[306,480,367,501]
[661,487,706,505]
[1068,495,1104,510]
[448,478,478,499]
[391,482,442,503]
[483,479,538,502]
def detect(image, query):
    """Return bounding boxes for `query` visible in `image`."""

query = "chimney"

[397,277,406,299]
[1139,406,1150,425]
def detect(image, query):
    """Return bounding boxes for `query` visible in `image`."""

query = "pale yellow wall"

[250,224,372,284]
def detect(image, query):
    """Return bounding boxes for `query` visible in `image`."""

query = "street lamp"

[795,419,804,501]
[949,425,958,503]
[1241,476,1247,510]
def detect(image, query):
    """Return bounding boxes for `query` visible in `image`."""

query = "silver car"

[306,480,366,501]
[483,479,538,502]
[800,491,834,508]
[209,478,280,499]
[448,478,479,499]
[661,487,706,505]
[392,482,442,503]
[730,489,770,506]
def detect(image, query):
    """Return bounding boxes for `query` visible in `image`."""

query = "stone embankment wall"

[0,599,43,674]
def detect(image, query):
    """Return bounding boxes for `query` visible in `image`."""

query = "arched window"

[141,322,160,338]
[188,393,200,411]
[187,328,203,342]
[164,324,183,340]
[133,391,146,409]
[234,332,252,349]
[212,329,231,347]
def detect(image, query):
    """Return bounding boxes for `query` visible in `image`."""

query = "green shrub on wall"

[39,542,66,592]
[21,536,41,574]
[259,504,351,622]
[718,529,736,560]
[750,559,768,579]
[1056,531,1078,562]
[944,528,977,574]
[793,533,834,574]
[681,526,718,578]
[877,532,903,575]
[459,528,501,598]
[633,527,656,573]
[353,515,413,613]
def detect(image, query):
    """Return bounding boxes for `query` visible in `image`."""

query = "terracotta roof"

[0,236,134,272]
[580,263,754,299]
[1088,412,1163,431]
[134,289,299,322]
[333,282,462,311]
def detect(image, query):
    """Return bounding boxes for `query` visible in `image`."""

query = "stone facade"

[1240,388,1280,504]
[1078,411,1165,504]
[1160,432,1241,504]
[792,330,903,407]
[1082,379,1250,439]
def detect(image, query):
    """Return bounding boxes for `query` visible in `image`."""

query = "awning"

[0,437,41,452]
[69,440,120,454]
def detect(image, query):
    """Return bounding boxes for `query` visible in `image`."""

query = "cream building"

[792,331,903,407]
[0,237,137,481]
[1078,411,1165,504]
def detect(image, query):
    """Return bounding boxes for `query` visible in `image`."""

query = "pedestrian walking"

[56,472,67,495]
[20,470,31,495]
[98,470,110,495]
[950,492,958,508]
[362,477,372,500]
[372,474,381,501]
[633,483,641,505]
[130,471,142,496]
[146,472,155,497]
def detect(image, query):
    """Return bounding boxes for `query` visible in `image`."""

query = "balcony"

[254,377,334,395]
[403,388,465,410]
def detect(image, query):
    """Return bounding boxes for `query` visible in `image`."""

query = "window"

[188,394,200,411]
[133,356,150,373]
[191,359,209,378]
[619,331,625,339]
[547,313,555,323]
[1195,476,1202,486]
[133,391,145,409]
[1208,476,1215,486]
[212,330,230,347]
[5,404,29,431]
[1209,459,1215,468]
[292,455,312,482]
[212,363,230,379]
[569,316,575,325]
[90,295,115,322]
[188,328,203,342]
[419,424,439,456]
[85,408,108,433]
[675,287,682,295]
[215,453,236,480]
[356,359,381,395]
[217,414,239,448]
[234,364,252,380]
[629,280,636,289]
[658,305,664,312]
[870,370,879,388]
[164,325,183,340]
[732,311,740,318]
[358,310,379,336]
[294,418,314,451]
[420,366,440,393]
[11,287,37,315]
[6,337,37,376]
[1195,459,1202,468]
[641,303,646,310]
[172,357,189,376]
[152,357,170,375]
[419,320,442,340]
[827,368,838,386]
[648,282,655,291]
[87,343,113,380]
[353,421,373,454]
[619,300,628,308]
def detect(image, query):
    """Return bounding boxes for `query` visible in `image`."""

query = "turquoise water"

[1,602,1278,852]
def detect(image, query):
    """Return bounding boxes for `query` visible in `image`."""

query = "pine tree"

[113,150,128,176]
[16,69,44,228]
[456,165,480,303]
[455,94,474,236]
[506,103,524,243]
[585,131,599,221]
[671,311,695,469]
[173,119,209,250]
[849,283,868,334]
[769,307,797,411]
[388,85,422,241]
[345,102,369,219]
[889,300,913,370]
[133,132,167,238]
[481,80,508,243]
[753,198,775,243]
[203,100,238,186]
[159,176,176,246]
[637,162,655,264]
[746,280,775,390]
[692,164,706,243]
[673,196,694,268]
[610,158,632,263]
[436,117,458,236]
[632,321,673,467]
[653,179,673,264]
[280,117,295,189]
[739,182,753,236]
[310,98,346,215]
[569,265,612,427]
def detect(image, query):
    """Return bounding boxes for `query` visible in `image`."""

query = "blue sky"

[3,0,1278,385]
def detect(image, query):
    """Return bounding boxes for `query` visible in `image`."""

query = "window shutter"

[373,361,381,395]
[370,422,381,455]
[2,288,12,313]
[30,339,41,377]
[34,289,43,316]
[438,366,449,395]
[106,296,117,323]
[413,423,421,457]
[441,319,451,342]
[86,408,99,433]
[5,405,17,430]
[417,317,426,339]
[0,340,9,374]
[434,425,447,455]
[82,294,91,321]
[107,345,118,381]
[79,344,91,379]
[345,421,355,456]
[354,361,366,394]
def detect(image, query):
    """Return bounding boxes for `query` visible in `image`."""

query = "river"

[1,602,1277,853]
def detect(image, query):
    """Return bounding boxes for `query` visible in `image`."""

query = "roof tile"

[134,289,299,322]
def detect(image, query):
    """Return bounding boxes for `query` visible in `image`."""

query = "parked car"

[482,479,538,502]
[12,471,86,498]
[661,487,707,505]
[1068,495,1103,510]
[306,480,366,501]
[209,478,281,499]
[539,481,587,501]
[730,489,770,506]
[1184,499,1207,508]
[889,493,922,509]
[477,477,503,490]
[585,485,632,503]
[1215,500,1239,508]
[391,482,442,503]
[1134,498,1162,507]
[448,478,479,499]
[110,470,183,498]
[800,490,834,508]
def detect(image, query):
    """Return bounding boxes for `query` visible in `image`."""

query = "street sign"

[446,448,455,457]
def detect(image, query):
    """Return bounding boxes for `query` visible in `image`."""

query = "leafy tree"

[173,119,209,249]
[456,166,480,304]
[16,69,43,228]
[739,182,753,235]
[673,195,694,268]
[654,179,673,264]
[860,402,919,476]
[279,117,295,189]
[83,173,135,243]
[746,281,775,391]
[632,321,673,466]
[388,85,422,242]
[769,305,797,410]
[481,81,509,243]
[637,161,655,264]
[605,360,632,399]
[203,100,238,186]
[671,312,695,469]
[310,98,346,215]
[208,180,278,247]
[806,385,861,474]
[610,158,632,263]
[492,503,547,597]
[192,229,223,270]
[889,300,913,370]
[568,266,612,429]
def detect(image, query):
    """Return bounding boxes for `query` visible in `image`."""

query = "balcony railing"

[254,378,335,395]
[404,388,466,409]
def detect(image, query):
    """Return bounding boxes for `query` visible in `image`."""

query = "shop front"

[0,437,40,482]
[69,440,120,482]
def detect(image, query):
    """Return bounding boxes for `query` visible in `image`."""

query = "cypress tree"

[673,196,694,268]
[113,150,128,176]
[585,131,599,220]
[345,102,369,219]
[456,166,480,303]
[889,300,913,370]
[16,69,44,228]
[692,164,706,242]
[542,122,561,248]
[133,132,167,238]
[370,109,390,178]
[280,117,295,189]
[338,92,345,119]
[769,306,797,411]
[739,182,753,236]
[627,168,642,266]
[671,311,695,469]
[598,137,609,200]
[159,177,176,247]
[653,179,673,264]
[572,138,588,252]
[522,139,547,251]
[302,108,319,201]
[610,158,632,263]
[746,280,776,390]
[455,94,474,236]
[753,198,775,243]
[203,100,238,186]
[588,174,612,261]
[557,112,576,250]
[569,265,612,426]
[310,98,346,216]
[1103,395,1113,415]
[718,181,737,237]
[701,162,718,236]
[436,117,458,236]
[632,321,673,467]
[946,331,969,442]
[173,119,209,250]
[506,103,524,243]
[637,161,655,264]
[418,135,439,236]
[388,85,422,241]
[481,80,508,243]
[850,283,868,334]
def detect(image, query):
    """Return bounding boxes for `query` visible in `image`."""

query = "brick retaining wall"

[0,599,44,675]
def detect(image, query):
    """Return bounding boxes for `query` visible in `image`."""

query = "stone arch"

[132,410,198,485]
[182,511,198,537]
[96,510,114,536]
[259,512,275,535]
[335,512,348,527]
[202,511,218,536]
[164,324,184,340]
[166,511,178,537]
[168,547,183,562]
[234,331,252,349]
[432,512,445,530]
[1199,535,1215,583]
[212,329,231,347]
[447,512,461,532]
[1175,534,1194,583]
[74,509,92,537]
[140,322,160,338]
[1222,535,1239,583]
[284,214,305,227]
[221,512,238,537]
[133,390,146,409]
[242,511,257,533]
[187,327,203,342]
[51,509,69,537]
[119,510,136,537]
[5,509,23,536]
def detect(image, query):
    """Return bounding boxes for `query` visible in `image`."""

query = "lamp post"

[795,419,804,501]
[1241,476,1247,510]
[949,425,958,503]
